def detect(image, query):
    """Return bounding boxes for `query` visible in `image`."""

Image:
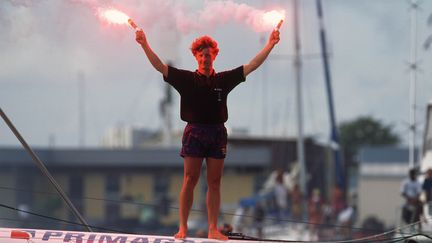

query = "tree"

[338,116,401,158]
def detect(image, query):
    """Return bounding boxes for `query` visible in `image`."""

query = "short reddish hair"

[190,35,219,56]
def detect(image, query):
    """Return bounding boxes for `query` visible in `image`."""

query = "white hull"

[0,227,276,243]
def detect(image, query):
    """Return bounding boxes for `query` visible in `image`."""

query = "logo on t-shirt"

[214,88,222,102]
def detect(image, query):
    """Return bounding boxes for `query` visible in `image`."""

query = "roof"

[357,146,418,164]
[357,146,413,177]
[0,147,271,168]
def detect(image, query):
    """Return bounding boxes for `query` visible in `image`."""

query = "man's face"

[195,48,216,71]
[410,171,417,180]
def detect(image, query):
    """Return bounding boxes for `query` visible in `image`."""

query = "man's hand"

[268,20,283,46]
[268,30,280,46]
[243,20,283,77]
[135,29,147,46]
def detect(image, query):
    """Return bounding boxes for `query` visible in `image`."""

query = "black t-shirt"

[163,65,245,123]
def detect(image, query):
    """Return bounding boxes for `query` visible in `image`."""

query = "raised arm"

[243,24,282,77]
[135,30,168,77]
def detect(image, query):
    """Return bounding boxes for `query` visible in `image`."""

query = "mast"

[408,0,419,169]
[293,0,306,194]
[315,0,344,188]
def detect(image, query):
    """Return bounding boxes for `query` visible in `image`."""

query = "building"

[0,146,270,234]
[357,146,419,227]
[355,101,432,230]
[101,126,161,149]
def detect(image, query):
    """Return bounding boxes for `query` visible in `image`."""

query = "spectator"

[330,186,345,223]
[274,170,289,222]
[253,201,266,238]
[400,168,423,226]
[290,184,303,222]
[308,188,323,235]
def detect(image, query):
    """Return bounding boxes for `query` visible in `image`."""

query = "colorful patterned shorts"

[180,123,227,159]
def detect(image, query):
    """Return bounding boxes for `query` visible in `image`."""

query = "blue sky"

[1,0,431,148]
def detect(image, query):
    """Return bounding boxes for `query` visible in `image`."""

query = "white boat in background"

[419,101,432,233]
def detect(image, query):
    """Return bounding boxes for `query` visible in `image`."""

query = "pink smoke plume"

[88,0,285,34]
[5,0,285,34]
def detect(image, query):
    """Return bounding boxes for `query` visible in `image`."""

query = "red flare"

[275,19,284,31]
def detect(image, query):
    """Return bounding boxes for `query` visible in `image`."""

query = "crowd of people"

[229,167,432,239]
[194,167,432,240]
[228,169,356,240]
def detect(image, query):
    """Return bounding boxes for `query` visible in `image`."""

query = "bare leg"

[174,157,203,239]
[206,158,228,241]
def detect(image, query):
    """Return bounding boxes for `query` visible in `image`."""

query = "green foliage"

[339,116,400,157]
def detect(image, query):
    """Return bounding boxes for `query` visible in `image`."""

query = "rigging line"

[233,231,421,243]
[0,203,131,235]
[289,220,426,243]
[0,218,422,243]
[356,236,415,243]
[0,107,92,232]
[4,186,431,239]
[0,185,400,235]
[319,220,424,243]
[0,185,374,235]
[411,233,432,240]
[386,234,431,243]
[2,186,429,237]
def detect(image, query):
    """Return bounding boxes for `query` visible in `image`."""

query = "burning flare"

[262,10,285,31]
[97,8,140,31]
[96,5,284,33]
[98,8,129,24]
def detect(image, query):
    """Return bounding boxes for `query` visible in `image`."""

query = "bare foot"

[208,230,228,241]
[174,228,187,239]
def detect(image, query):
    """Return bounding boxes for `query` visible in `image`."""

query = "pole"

[315,0,344,188]
[0,107,93,232]
[409,0,418,169]
[293,0,306,195]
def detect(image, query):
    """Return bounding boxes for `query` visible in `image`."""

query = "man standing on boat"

[134,22,283,240]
